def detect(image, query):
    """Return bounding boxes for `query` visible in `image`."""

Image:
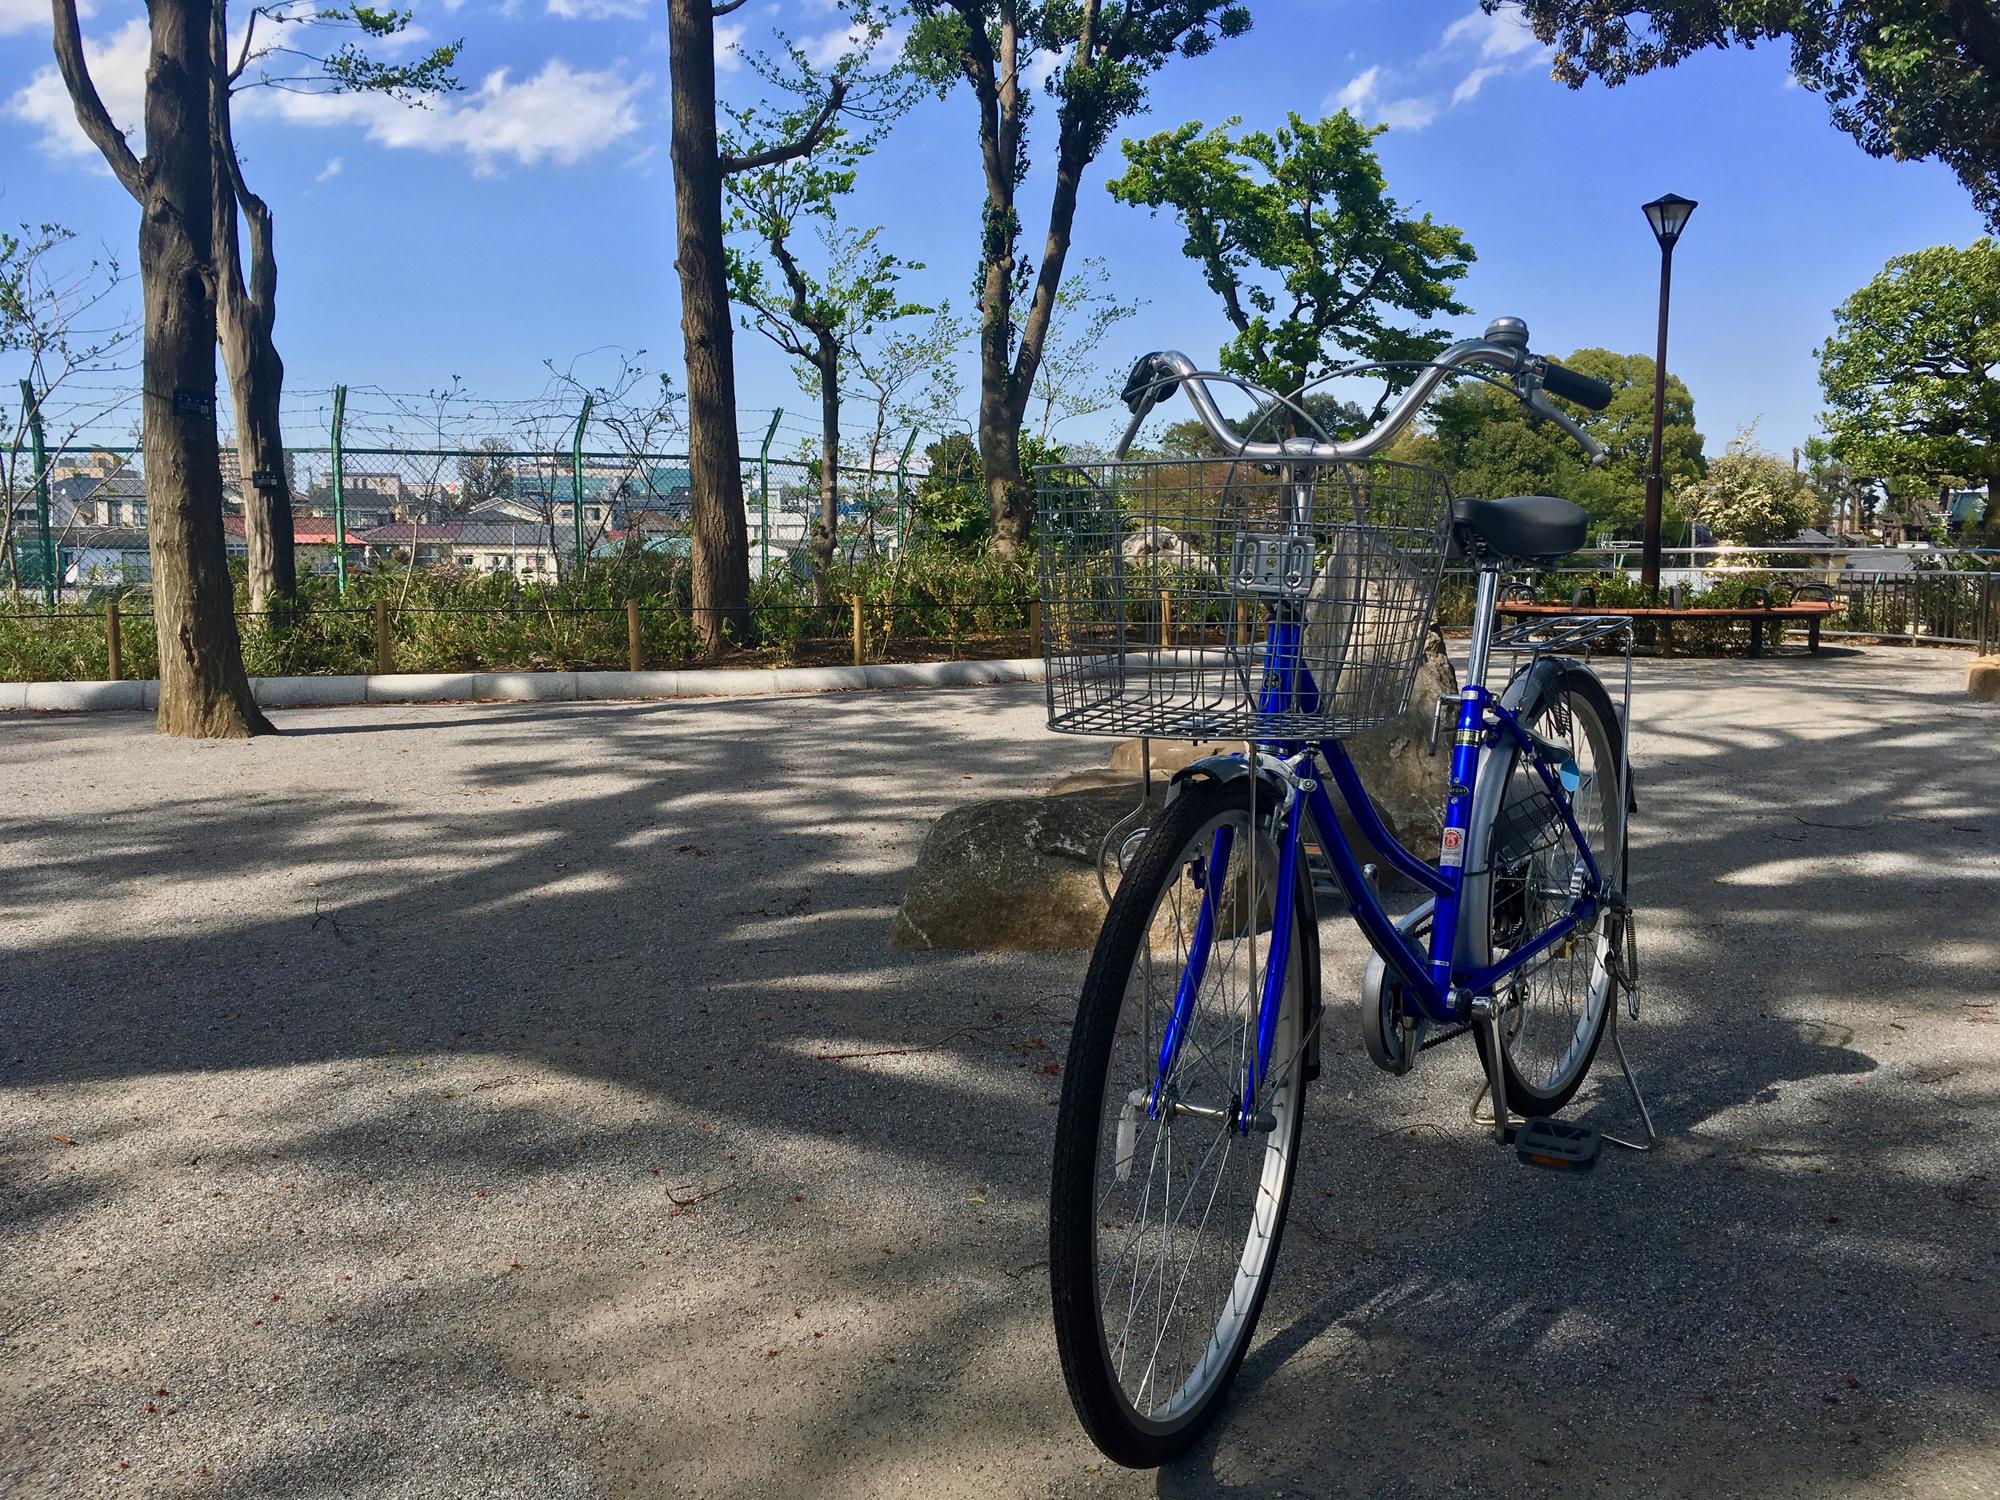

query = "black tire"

[1471,663,1625,1115]
[1049,776,1310,1468]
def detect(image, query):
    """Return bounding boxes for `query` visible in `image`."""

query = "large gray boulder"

[888,782,1158,951]
[889,632,1457,951]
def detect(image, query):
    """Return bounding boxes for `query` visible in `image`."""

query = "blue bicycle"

[1039,320,1648,1467]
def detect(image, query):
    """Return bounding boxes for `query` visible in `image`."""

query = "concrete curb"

[2,658,1046,714]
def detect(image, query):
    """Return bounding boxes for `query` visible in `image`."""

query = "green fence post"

[758,408,782,578]
[570,394,594,572]
[330,384,348,597]
[19,380,55,607]
[894,429,918,553]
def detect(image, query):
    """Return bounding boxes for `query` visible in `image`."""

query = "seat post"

[1463,564,1504,692]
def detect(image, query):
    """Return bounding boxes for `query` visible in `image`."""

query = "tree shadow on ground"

[1,655,1995,1498]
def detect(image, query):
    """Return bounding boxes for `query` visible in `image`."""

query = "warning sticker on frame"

[1439,827,1465,867]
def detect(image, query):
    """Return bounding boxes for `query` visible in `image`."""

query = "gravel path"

[3,645,1996,1499]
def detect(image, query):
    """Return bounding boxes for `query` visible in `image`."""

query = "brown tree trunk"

[966,14,1090,558]
[209,3,293,618]
[145,1,270,740]
[53,0,268,735]
[141,0,271,736]
[668,0,752,655]
[219,314,295,613]
[812,348,839,595]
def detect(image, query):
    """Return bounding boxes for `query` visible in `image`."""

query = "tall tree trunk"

[141,0,270,736]
[209,3,293,618]
[813,348,839,597]
[220,332,294,613]
[668,0,752,655]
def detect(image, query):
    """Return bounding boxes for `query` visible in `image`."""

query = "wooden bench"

[1497,585,1841,657]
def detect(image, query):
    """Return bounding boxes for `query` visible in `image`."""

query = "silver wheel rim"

[1089,810,1301,1429]
[1490,688,1619,1098]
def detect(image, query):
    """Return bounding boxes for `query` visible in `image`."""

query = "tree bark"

[208,9,295,618]
[962,3,1094,557]
[813,347,840,592]
[135,0,271,736]
[668,0,753,655]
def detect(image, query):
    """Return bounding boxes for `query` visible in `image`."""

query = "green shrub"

[0,546,1039,681]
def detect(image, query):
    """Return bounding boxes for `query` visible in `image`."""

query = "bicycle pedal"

[1514,1116,1602,1172]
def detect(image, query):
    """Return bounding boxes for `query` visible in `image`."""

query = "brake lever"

[1524,388,1608,465]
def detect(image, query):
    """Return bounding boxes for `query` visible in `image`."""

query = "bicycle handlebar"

[1539,359,1615,412]
[1114,317,1609,466]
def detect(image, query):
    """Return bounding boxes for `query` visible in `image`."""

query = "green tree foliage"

[1676,429,1822,545]
[1028,257,1140,440]
[905,0,1252,552]
[1155,393,1363,457]
[1496,1,2000,228]
[1405,349,1702,534]
[911,430,1065,549]
[726,120,928,587]
[1817,239,2000,501]
[912,432,990,548]
[1800,434,1870,534]
[1107,111,1473,408]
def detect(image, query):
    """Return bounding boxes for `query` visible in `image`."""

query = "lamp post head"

[1643,193,1697,251]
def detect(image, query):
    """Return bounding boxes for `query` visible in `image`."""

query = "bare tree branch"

[720,80,849,174]
[50,0,144,200]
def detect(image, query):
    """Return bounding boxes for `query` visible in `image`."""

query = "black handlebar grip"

[1122,353,1166,415]
[1540,360,1615,412]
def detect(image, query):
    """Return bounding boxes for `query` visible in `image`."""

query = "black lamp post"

[1640,192,1696,594]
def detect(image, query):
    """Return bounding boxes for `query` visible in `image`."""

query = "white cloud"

[254,61,649,175]
[370,21,434,57]
[715,20,745,72]
[317,156,345,182]
[1022,46,1065,92]
[801,17,906,69]
[1330,66,1439,132]
[6,15,148,161]
[1451,64,1505,106]
[9,30,648,180]
[0,0,90,37]
[1378,96,1440,130]
[1333,65,1380,115]
[546,0,646,18]
[1441,6,1537,62]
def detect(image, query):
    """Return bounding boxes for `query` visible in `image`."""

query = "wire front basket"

[1037,456,1452,741]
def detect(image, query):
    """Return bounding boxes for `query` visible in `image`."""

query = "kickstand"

[1597,1000,1657,1152]
[1470,996,1657,1152]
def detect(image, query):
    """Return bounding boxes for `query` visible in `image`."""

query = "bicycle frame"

[1147,574,1608,1130]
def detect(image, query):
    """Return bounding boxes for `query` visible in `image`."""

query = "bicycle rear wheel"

[1470,664,1625,1115]
[1049,776,1310,1469]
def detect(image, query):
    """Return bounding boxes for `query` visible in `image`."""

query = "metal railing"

[3,401,972,600]
[1442,545,1999,654]
[0,594,1038,683]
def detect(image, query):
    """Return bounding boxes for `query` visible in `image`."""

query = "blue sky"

[1,0,1988,459]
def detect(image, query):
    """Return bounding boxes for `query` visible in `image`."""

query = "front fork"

[1146,762,1306,1135]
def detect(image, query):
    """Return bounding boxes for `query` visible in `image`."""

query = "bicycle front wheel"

[1049,776,1310,1469]
[1470,664,1626,1115]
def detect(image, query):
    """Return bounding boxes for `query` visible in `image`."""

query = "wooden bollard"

[1235,600,1249,648]
[1028,597,1042,646]
[626,598,643,672]
[105,599,122,682]
[373,597,392,675]
[1160,590,1173,646]
[851,595,864,666]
